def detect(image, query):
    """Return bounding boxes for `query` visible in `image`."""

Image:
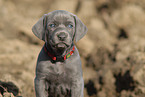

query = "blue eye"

[49,24,55,28]
[67,24,73,28]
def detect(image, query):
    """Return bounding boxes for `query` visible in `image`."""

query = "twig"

[0,84,8,92]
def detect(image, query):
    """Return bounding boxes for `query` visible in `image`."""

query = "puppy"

[32,10,87,97]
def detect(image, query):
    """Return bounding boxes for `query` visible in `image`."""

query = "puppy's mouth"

[49,40,70,50]
[55,42,69,49]
[57,43,66,48]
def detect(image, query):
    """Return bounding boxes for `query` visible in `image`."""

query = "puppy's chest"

[49,62,64,74]
[46,62,73,83]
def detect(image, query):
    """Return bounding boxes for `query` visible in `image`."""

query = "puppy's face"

[32,10,88,53]
[46,12,75,50]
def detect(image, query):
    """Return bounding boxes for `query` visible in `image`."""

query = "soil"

[0,0,145,97]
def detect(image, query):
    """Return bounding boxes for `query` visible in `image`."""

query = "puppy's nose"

[57,32,68,41]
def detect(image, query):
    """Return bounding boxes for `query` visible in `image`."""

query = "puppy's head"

[32,10,87,51]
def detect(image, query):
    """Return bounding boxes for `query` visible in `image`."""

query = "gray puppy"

[32,10,87,97]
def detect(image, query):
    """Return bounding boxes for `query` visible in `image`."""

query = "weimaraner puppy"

[32,10,87,97]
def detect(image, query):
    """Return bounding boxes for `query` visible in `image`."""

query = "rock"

[77,35,95,58]
[112,5,145,28]
[77,0,96,21]
[48,0,78,13]
[131,63,145,92]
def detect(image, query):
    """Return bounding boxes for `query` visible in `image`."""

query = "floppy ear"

[32,14,47,41]
[74,15,88,42]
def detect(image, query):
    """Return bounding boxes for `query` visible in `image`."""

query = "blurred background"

[0,0,145,97]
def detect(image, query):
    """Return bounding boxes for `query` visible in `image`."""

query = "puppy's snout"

[57,32,68,41]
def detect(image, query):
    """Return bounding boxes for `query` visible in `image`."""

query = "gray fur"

[32,10,87,97]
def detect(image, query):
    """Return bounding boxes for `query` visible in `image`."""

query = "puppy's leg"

[35,77,48,97]
[71,78,84,97]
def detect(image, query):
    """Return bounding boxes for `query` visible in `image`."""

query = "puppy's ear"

[74,15,88,42]
[32,14,47,41]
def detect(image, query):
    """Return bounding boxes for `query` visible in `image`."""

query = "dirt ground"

[0,0,145,97]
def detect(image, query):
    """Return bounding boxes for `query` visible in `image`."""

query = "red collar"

[44,44,75,61]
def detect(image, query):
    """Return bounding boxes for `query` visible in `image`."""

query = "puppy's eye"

[49,24,55,28]
[67,24,73,28]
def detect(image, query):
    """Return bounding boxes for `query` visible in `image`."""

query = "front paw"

[47,85,71,96]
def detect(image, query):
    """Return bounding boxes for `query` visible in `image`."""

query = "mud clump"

[114,70,136,93]
[85,80,97,96]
